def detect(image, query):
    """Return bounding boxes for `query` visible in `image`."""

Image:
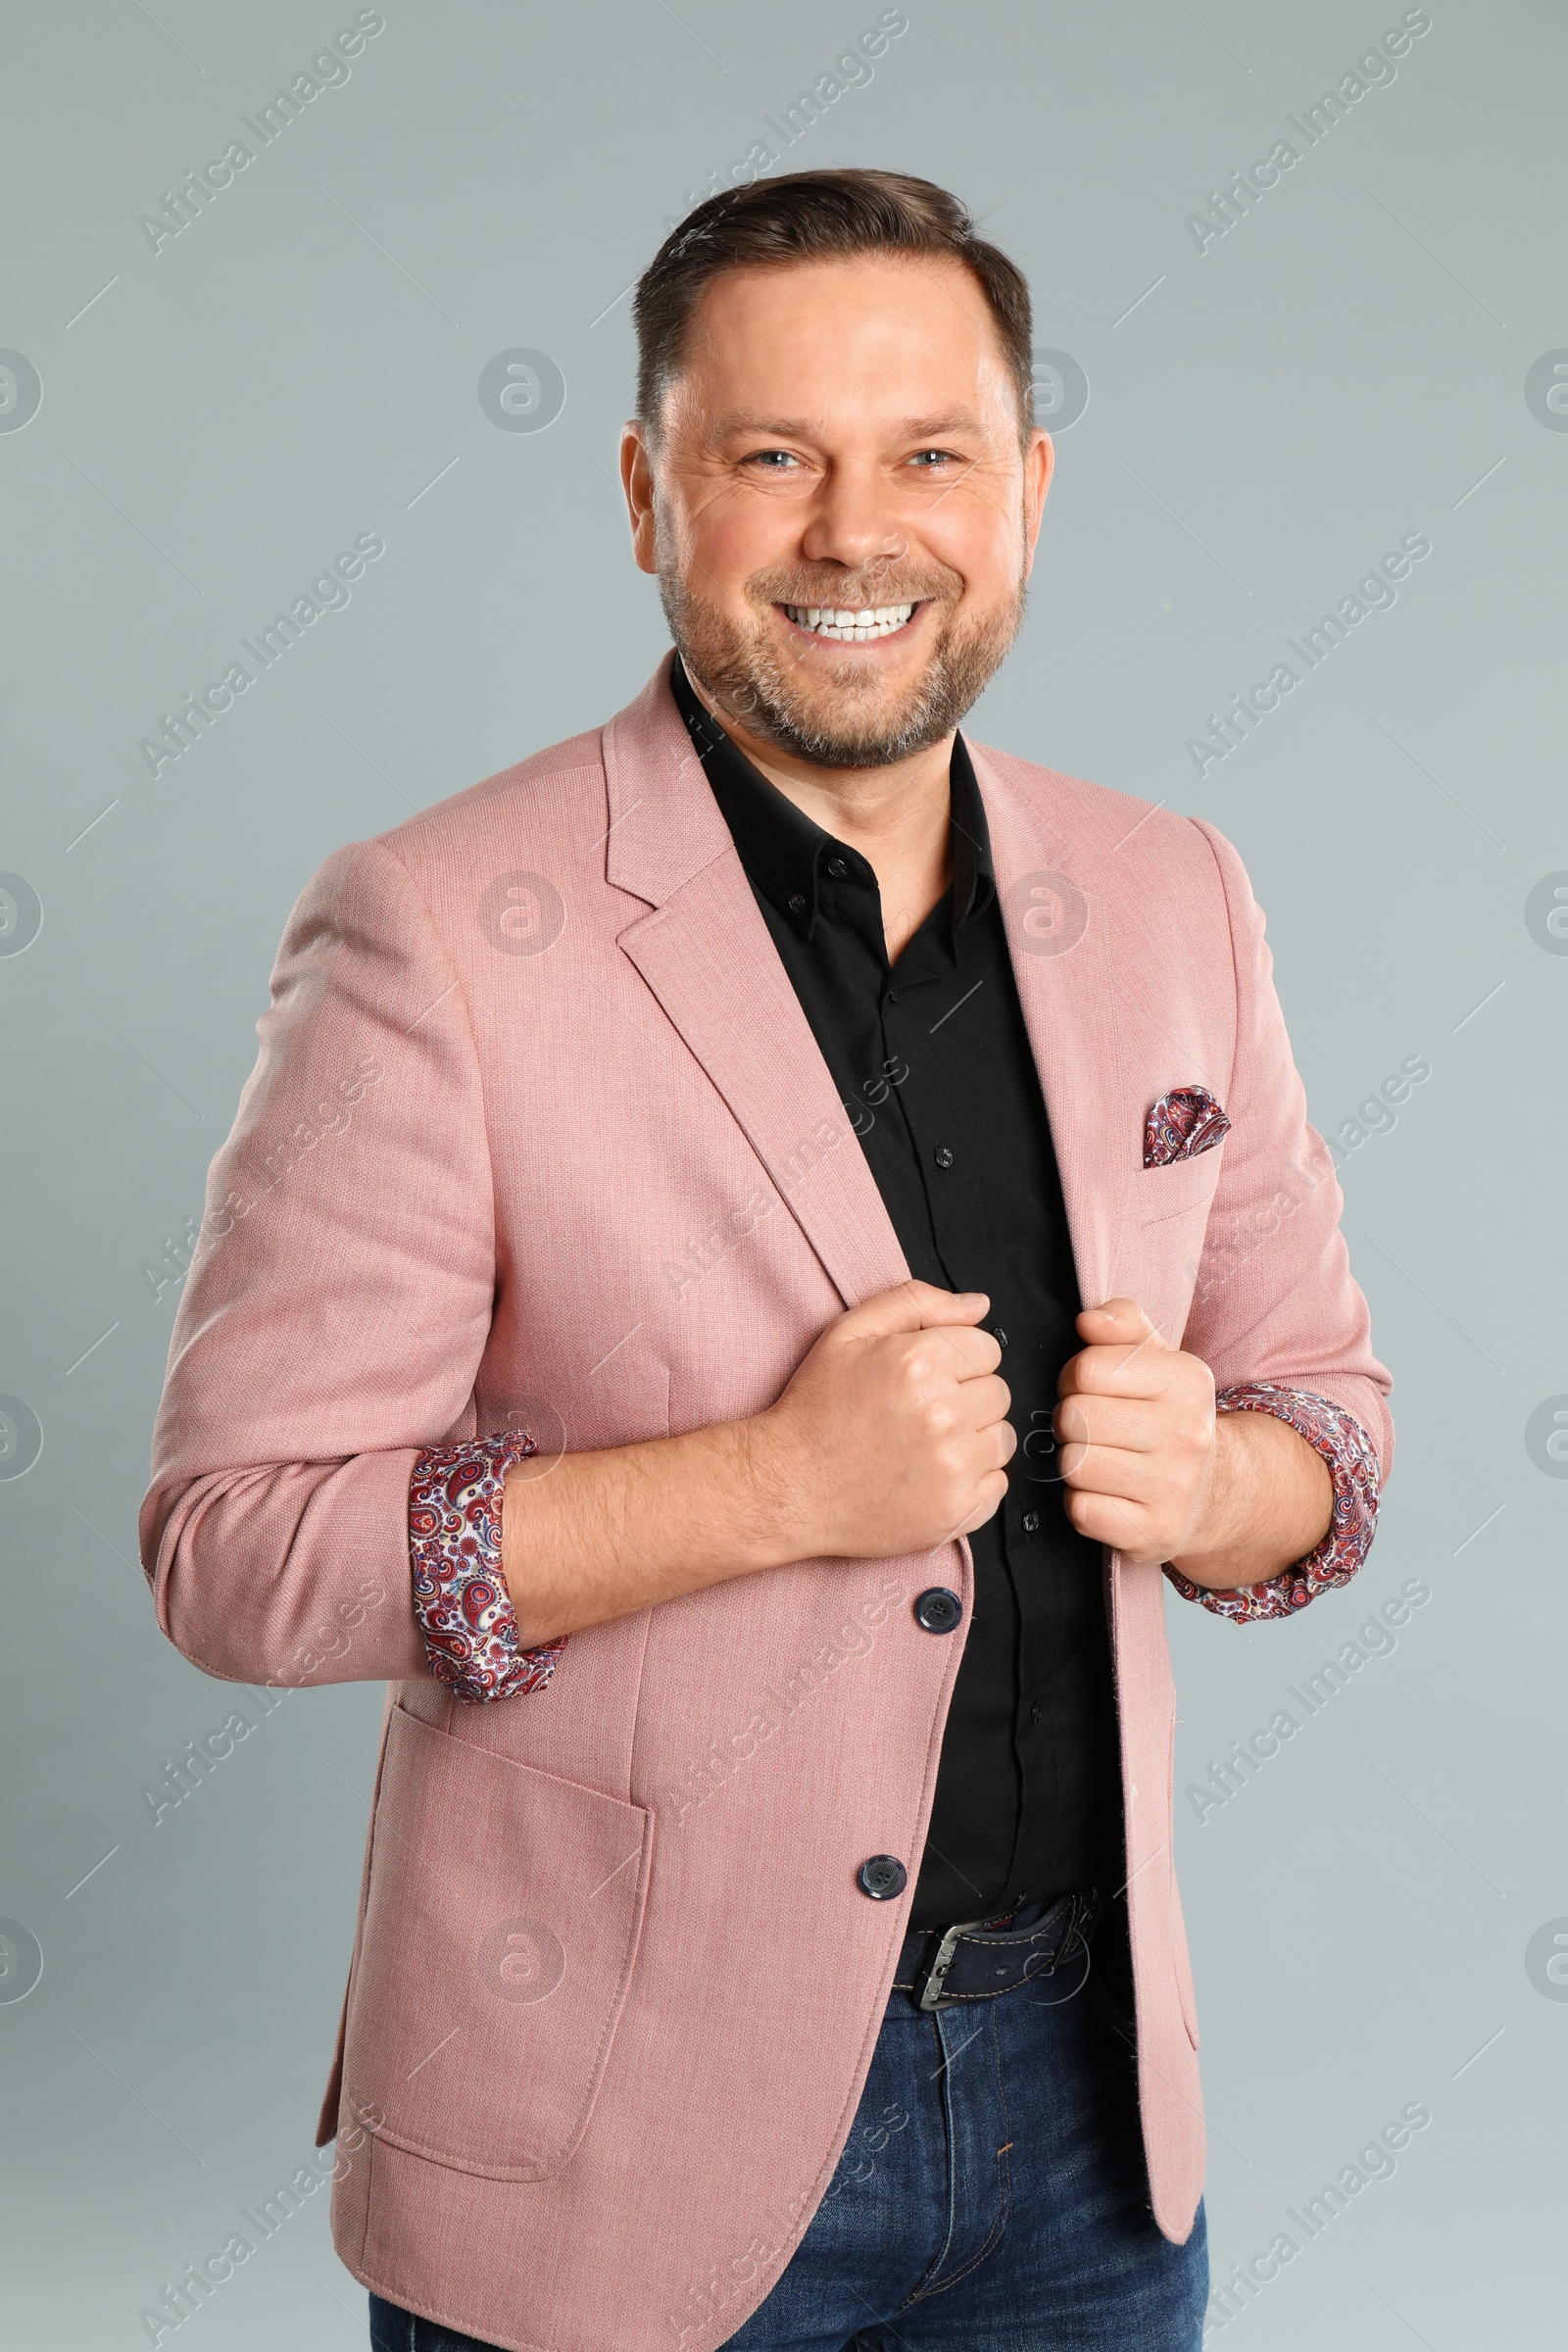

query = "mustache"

[746,564,959,611]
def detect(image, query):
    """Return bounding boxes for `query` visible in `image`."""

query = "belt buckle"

[914,1890,1099,2013]
[915,1917,981,2012]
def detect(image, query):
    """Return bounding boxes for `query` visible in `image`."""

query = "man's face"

[623,255,1053,768]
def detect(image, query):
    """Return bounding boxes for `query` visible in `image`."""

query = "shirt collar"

[668,651,995,941]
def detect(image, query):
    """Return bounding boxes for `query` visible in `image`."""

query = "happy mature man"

[142,171,1391,2352]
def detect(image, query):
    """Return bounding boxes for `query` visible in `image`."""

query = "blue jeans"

[368,1914,1206,2352]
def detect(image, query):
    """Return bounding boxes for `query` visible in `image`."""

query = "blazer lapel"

[603,659,910,1310]
[600,665,1138,1315]
[965,749,1151,1690]
[968,742,1132,1314]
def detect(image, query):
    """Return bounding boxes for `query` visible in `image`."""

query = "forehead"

[671,254,1017,432]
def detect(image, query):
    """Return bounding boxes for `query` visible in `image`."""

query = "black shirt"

[669,656,1124,1930]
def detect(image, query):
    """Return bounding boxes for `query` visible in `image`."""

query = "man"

[141,171,1391,2352]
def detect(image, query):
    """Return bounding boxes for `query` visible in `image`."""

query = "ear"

[620,422,659,575]
[1023,427,1054,575]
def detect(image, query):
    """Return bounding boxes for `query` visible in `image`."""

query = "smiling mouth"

[781,600,918,642]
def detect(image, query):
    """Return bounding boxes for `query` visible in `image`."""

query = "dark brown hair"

[632,169,1034,444]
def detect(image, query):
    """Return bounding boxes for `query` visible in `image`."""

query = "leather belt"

[892,1887,1100,2012]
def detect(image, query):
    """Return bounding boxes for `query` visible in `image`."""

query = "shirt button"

[993,1328,1008,1348]
[826,856,849,878]
[913,1587,963,1634]
[933,1145,955,1169]
[858,1855,907,1901]
[1031,1702,1044,1727]
[1022,1510,1040,1534]
[886,990,899,1004]
[788,893,808,915]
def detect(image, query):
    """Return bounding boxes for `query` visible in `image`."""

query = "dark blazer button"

[858,1855,907,1901]
[913,1587,963,1634]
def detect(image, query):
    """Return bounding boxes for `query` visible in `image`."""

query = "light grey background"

[2,1,1564,2344]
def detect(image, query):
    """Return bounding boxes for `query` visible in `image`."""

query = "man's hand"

[756,1280,1015,1559]
[1054,1299,1218,1562]
[503,1281,1012,1645]
[1054,1298,1332,1587]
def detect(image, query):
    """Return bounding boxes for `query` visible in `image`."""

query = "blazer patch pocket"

[1135,1153,1223,1231]
[342,1703,654,2181]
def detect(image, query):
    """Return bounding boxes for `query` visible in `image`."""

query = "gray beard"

[656,556,1027,771]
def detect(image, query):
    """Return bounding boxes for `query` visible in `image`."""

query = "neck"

[680,661,954,961]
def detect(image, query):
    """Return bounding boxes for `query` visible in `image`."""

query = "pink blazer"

[141,655,1392,2352]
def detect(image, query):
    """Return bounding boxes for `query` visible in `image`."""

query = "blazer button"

[858,1855,907,1901]
[914,1587,963,1634]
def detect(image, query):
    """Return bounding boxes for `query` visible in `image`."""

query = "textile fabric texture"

[368,1914,1207,2351]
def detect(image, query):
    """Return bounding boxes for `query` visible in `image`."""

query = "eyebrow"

[709,409,990,444]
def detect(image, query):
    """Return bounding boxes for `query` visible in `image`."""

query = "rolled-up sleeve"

[1163,1382,1381,1623]
[1161,817,1394,1626]
[410,1433,567,1699]
[139,838,505,1690]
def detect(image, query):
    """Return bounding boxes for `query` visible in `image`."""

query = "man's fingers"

[1061,1485,1163,1559]
[955,1470,1010,1537]
[1055,1443,1166,1501]
[1058,1343,1173,1400]
[1076,1296,1161,1341]
[916,1285,991,1330]
[962,1372,1012,1429]
[1062,1297,1166,1395]
[930,1323,1004,1381]
[1072,1297,1166,1369]
[840,1280,989,1341]
[1054,1396,1162,1454]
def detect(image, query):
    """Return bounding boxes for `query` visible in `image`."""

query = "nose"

[799,457,907,575]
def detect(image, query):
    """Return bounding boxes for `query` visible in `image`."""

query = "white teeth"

[783,601,916,641]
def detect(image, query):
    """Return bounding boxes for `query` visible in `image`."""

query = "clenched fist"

[1054,1298,1219,1563]
[1054,1297,1334,1585]
[757,1280,1015,1559]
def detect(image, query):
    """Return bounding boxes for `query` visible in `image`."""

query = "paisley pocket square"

[1144,1085,1231,1168]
